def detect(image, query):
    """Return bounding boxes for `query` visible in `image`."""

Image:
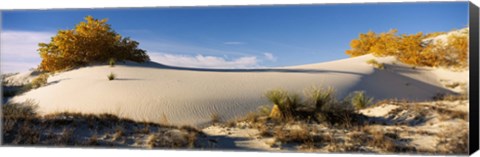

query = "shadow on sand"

[120,61,364,75]
[121,61,455,102]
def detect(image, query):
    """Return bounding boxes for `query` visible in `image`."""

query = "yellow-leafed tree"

[395,32,425,66]
[370,29,400,57]
[345,28,468,69]
[38,16,150,72]
[345,31,379,57]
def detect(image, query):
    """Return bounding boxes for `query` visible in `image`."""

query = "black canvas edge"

[469,1,479,155]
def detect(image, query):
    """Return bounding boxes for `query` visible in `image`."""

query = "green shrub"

[263,87,367,127]
[315,100,358,127]
[350,91,374,110]
[31,74,49,89]
[304,86,336,112]
[107,72,116,81]
[109,58,116,67]
[265,89,288,105]
[265,89,299,120]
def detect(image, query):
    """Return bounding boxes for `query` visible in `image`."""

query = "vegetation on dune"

[31,73,49,89]
[2,101,200,148]
[346,29,468,69]
[349,91,374,110]
[234,87,468,154]
[264,86,364,127]
[109,58,116,67]
[304,86,336,113]
[265,89,292,120]
[38,16,150,72]
[366,59,385,69]
[107,72,116,81]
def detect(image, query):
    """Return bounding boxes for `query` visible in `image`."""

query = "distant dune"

[7,54,467,127]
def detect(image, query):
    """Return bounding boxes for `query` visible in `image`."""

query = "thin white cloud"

[223,41,245,45]
[149,52,259,69]
[139,39,249,56]
[263,52,277,62]
[1,30,54,73]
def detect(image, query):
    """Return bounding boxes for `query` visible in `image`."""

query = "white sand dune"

[2,70,41,86]
[8,54,466,127]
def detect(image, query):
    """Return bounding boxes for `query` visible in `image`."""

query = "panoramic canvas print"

[1,2,471,155]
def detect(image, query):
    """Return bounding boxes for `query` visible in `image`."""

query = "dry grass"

[87,134,99,145]
[112,128,125,141]
[445,82,461,89]
[436,128,468,154]
[225,120,236,128]
[367,128,397,152]
[210,112,221,124]
[274,126,310,143]
[240,112,262,124]
[146,134,158,148]
[432,93,467,101]
[212,88,469,154]
[433,106,468,121]
[272,123,325,147]
[2,101,202,149]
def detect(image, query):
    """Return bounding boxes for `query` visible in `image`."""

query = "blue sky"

[1,2,469,73]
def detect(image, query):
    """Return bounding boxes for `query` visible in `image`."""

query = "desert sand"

[7,54,467,127]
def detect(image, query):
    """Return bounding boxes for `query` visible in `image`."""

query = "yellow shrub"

[346,29,468,69]
[38,16,150,72]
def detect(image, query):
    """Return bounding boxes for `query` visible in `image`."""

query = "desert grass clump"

[146,134,158,148]
[112,128,125,141]
[13,122,41,144]
[275,128,311,143]
[350,91,374,110]
[314,100,360,128]
[436,127,468,154]
[432,93,467,101]
[210,112,221,124]
[366,59,385,69]
[109,58,116,67]
[367,128,397,152]
[258,105,272,117]
[304,86,336,112]
[86,134,99,146]
[31,73,49,89]
[273,124,323,147]
[445,82,460,89]
[2,100,38,119]
[3,104,38,143]
[107,72,116,81]
[265,89,293,120]
[265,89,288,106]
